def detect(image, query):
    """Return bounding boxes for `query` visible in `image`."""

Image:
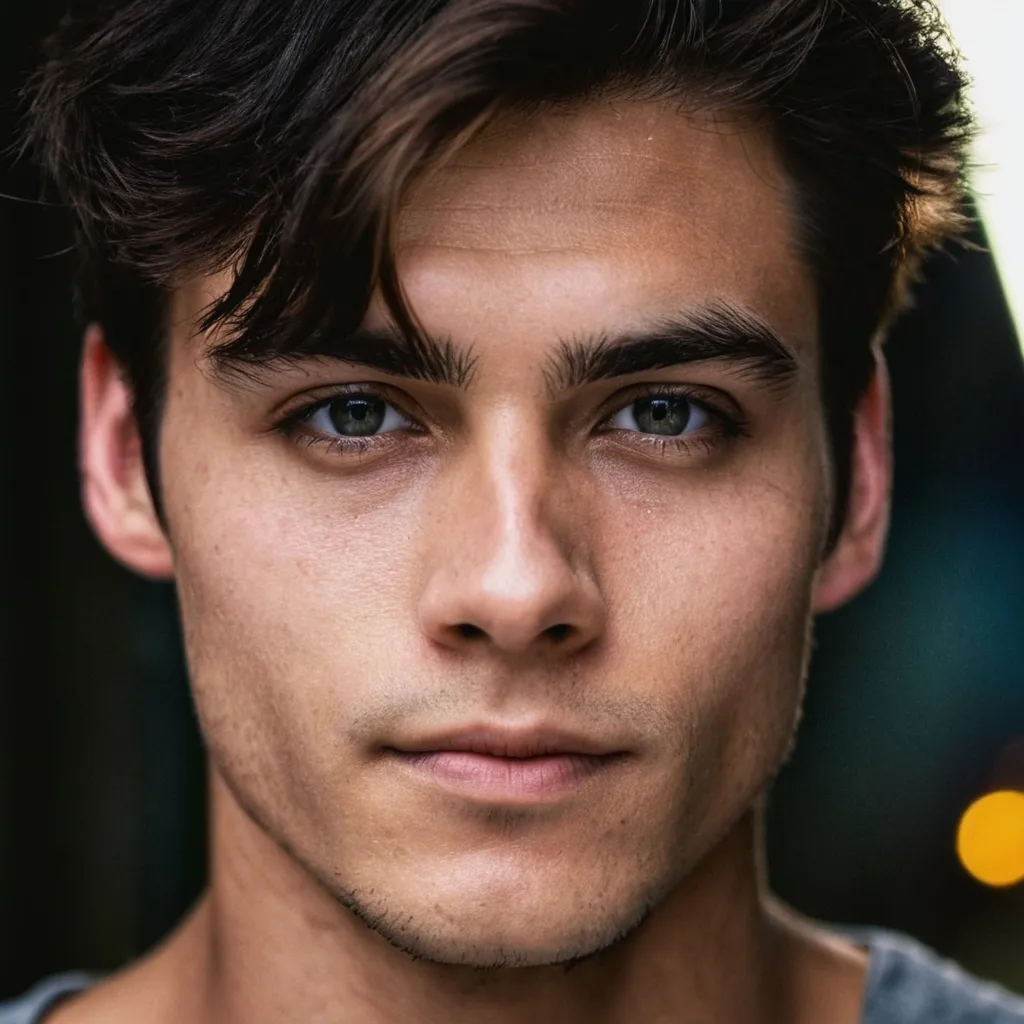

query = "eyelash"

[277,384,747,458]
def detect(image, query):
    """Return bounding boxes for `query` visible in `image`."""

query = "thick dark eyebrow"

[545,301,799,395]
[207,326,477,389]
[206,300,796,394]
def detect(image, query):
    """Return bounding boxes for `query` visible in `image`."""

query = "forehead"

[395,100,816,350]
[180,100,817,363]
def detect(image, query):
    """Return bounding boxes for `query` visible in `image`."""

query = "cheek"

[162,442,434,819]
[601,448,824,647]
[596,457,825,810]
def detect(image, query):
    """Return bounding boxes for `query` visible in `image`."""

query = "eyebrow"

[544,301,798,395]
[207,325,477,389]
[208,300,798,393]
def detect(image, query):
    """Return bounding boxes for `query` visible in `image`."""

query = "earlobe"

[80,324,174,580]
[813,354,892,613]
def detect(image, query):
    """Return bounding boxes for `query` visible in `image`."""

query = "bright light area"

[957,790,1024,888]
[941,1,1024,352]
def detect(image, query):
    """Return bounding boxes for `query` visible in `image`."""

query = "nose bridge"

[418,411,604,654]
[459,413,572,598]
[482,415,559,562]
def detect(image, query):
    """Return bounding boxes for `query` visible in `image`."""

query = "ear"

[80,324,174,579]
[813,354,892,613]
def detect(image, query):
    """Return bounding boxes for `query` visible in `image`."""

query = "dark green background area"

[2,3,1022,1000]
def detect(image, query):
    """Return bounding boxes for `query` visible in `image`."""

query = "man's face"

[157,101,831,965]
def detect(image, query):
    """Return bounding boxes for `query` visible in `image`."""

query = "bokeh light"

[956,791,1024,888]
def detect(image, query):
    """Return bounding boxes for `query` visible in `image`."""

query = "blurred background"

[2,0,1022,1002]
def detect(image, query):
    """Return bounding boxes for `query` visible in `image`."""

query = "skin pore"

[60,100,889,1024]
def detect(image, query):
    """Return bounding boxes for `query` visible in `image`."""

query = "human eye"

[599,386,747,455]
[609,393,711,436]
[279,387,418,456]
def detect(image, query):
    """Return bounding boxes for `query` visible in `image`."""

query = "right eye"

[608,394,712,437]
[303,394,413,438]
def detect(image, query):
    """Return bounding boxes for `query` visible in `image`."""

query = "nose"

[417,436,606,658]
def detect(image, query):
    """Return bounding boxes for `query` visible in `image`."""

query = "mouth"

[383,726,628,803]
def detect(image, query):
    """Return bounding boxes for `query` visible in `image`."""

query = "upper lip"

[387,725,623,759]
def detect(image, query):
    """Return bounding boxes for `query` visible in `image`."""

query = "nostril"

[457,623,486,640]
[544,623,573,643]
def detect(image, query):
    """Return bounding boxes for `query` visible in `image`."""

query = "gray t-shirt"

[2,931,1023,1022]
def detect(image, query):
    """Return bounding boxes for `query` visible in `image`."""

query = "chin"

[328,852,669,969]
[344,896,656,969]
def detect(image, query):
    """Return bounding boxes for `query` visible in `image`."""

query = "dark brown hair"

[22,0,972,526]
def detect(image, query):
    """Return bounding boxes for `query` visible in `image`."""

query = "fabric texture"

[859,929,1024,1024]
[0,974,94,1024]
[2,931,1024,1022]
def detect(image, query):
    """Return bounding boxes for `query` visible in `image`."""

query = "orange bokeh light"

[956,791,1024,888]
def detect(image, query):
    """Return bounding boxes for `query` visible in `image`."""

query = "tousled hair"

[22,0,972,526]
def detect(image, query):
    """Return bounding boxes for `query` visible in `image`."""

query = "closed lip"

[384,725,626,760]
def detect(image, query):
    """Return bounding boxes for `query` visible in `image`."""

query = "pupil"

[635,397,691,435]
[328,397,386,436]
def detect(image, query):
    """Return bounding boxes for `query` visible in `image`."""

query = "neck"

[89,771,865,1024]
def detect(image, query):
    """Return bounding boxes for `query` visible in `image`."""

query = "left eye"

[305,395,412,438]
[610,395,710,436]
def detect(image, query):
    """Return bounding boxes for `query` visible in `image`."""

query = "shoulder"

[859,929,1024,1024]
[0,975,95,1024]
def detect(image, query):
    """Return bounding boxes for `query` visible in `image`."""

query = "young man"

[5,0,1023,1021]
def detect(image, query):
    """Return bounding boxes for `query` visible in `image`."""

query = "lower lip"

[388,750,620,802]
